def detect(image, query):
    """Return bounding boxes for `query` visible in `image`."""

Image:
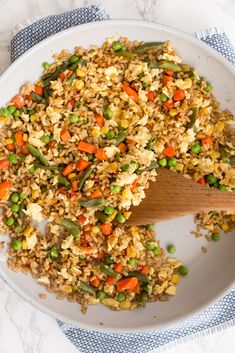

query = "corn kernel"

[24,226,33,238]
[101,126,109,134]
[91,226,100,235]
[211,150,220,159]
[106,162,118,173]
[120,119,129,129]
[231,215,235,222]
[122,189,133,200]
[221,223,230,232]
[22,240,28,250]
[123,211,131,219]
[68,173,77,180]
[91,127,100,137]
[165,285,176,295]
[215,122,225,132]
[171,274,180,284]
[32,190,40,199]
[175,163,184,171]
[76,69,85,77]
[169,109,177,117]
[158,270,167,279]
[119,300,131,309]
[127,246,136,258]
[5,138,13,145]
[23,133,28,142]
[75,80,85,90]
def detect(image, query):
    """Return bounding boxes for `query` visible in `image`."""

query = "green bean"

[34,163,63,171]
[42,61,70,86]
[31,92,46,105]
[79,282,96,296]
[114,51,135,60]
[114,132,127,146]
[95,209,117,223]
[136,292,148,306]
[78,165,92,191]
[133,42,163,55]
[79,198,105,208]
[230,156,235,166]
[144,160,158,171]
[186,107,198,130]
[57,175,71,188]
[158,61,182,72]
[128,271,149,283]
[26,144,49,166]
[61,218,81,238]
[65,72,77,83]
[100,264,119,278]
[43,86,51,101]
[146,137,156,151]
[219,144,231,163]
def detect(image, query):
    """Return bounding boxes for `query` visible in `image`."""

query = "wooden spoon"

[127,168,235,225]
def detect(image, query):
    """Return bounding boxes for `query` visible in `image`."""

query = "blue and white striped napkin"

[10,6,235,353]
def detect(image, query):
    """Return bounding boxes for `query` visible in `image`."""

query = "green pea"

[121,164,130,172]
[111,185,121,194]
[76,102,84,108]
[49,247,59,259]
[147,224,155,230]
[78,255,86,260]
[117,125,125,131]
[8,153,17,164]
[13,109,21,118]
[138,73,145,79]
[69,55,79,64]
[1,107,9,116]
[28,109,36,116]
[69,114,79,123]
[158,158,167,167]
[142,81,149,89]
[218,184,227,191]
[40,135,51,144]
[116,293,126,302]
[104,256,114,265]
[104,206,115,215]
[11,192,20,203]
[11,203,20,213]
[28,165,36,173]
[42,62,50,70]
[7,105,16,114]
[159,93,168,102]
[19,192,27,201]
[211,233,220,241]
[206,174,218,185]
[103,106,113,119]
[11,239,22,251]
[105,131,115,139]
[152,247,161,256]
[128,259,137,266]
[117,214,126,223]
[232,188,235,192]
[204,82,213,93]
[167,157,177,168]
[167,244,176,254]
[178,265,188,276]
[97,290,106,300]
[15,224,23,233]
[191,141,201,154]
[112,41,124,52]
[87,153,94,161]
[146,241,155,250]
[130,160,140,171]
[6,216,15,226]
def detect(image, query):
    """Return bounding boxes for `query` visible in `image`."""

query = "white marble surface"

[1,0,235,352]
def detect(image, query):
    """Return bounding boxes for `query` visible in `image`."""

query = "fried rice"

[0,37,234,311]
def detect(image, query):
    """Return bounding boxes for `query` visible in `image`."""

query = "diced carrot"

[95,148,108,161]
[106,277,116,285]
[201,135,212,145]
[21,145,30,155]
[0,181,13,199]
[62,163,74,176]
[114,263,123,273]
[0,159,10,170]
[90,189,102,199]
[15,131,24,147]
[76,159,90,171]
[139,265,149,275]
[164,69,174,76]
[197,177,206,185]
[147,91,155,102]
[163,146,176,157]
[173,89,185,101]
[71,180,78,191]
[47,140,56,149]
[122,83,138,102]
[68,98,76,107]
[77,141,97,154]
[126,139,137,145]
[59,72,66,80]
[95,114,104,127]
[6,143,15,151]
[97,251,105,260]
[90,277,100,288]
[162,76,172,86]
[60,129,71,142]
[132,281,140,293]
[79,215,86,224]
[130,179,138,192]
[164,99,174,110]
[101,223,113,236]
[34,85,43,96]
[118,143,127,153]
[84,223,91,232]
[12,95,25,109]
[58,188,69,196]
[116,277,139,292]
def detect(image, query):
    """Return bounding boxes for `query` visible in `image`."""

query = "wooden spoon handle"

[127,168,235,225]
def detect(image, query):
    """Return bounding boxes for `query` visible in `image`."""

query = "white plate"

[0,20,235,333]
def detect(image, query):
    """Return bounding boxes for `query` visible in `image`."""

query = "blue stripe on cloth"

[10,9,235,353]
